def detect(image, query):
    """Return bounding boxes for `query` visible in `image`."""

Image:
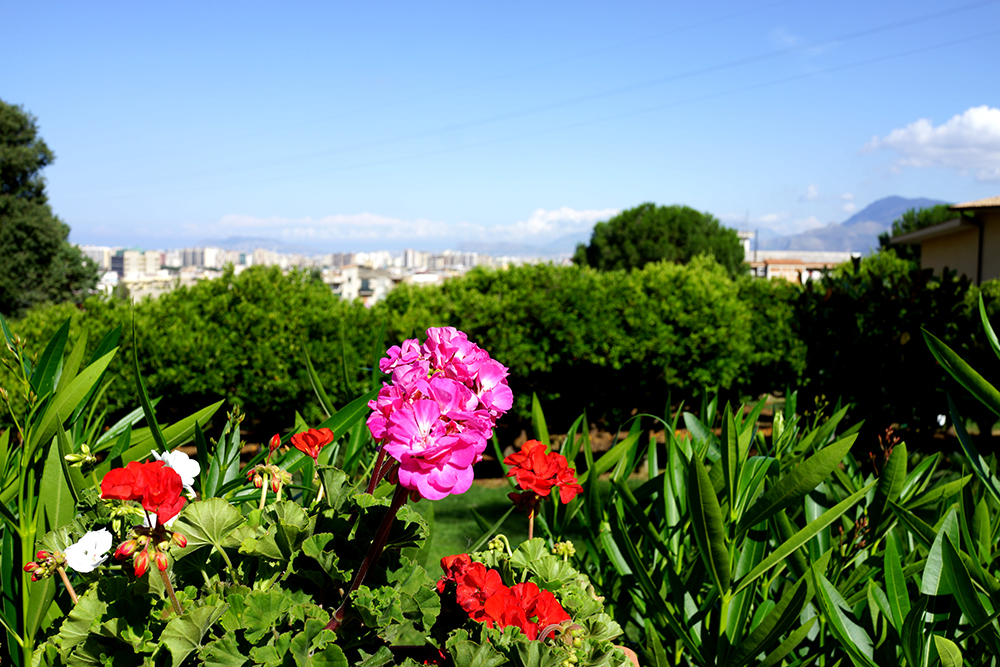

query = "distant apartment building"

[79,245,114,270]
[111,249,163,278]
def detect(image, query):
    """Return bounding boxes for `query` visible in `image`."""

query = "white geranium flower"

[63,529,113,573]
[151,449,200,496]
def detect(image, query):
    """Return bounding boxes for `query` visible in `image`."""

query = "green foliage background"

[4,252,999,446]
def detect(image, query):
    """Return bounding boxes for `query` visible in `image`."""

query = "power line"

[87,0,999,193]
[77,26,1000,202]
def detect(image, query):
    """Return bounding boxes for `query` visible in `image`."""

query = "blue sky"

[3,0,1000,252]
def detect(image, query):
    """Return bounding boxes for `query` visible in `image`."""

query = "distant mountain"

[757,196,948,252]
[200,236,324,255]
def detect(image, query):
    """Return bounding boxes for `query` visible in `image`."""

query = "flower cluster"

[23,550,65,582]
[367,327,512,500]
[101,460,189,577]
[248,434,293,495]
[505,439,583,511]
[438,554,570,640]
[101,460,187,527]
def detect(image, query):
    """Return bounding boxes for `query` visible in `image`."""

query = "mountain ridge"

[757,196,948,252]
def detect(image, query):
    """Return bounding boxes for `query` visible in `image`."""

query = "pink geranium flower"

[368,327,511,500]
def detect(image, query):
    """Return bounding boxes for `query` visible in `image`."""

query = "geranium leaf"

[160,602,228,667]
[172,497,246,555]
[445,629,508,667]
[199,633,247,667]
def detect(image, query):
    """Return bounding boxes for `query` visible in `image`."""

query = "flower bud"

[133,550,149,578]
[115,540,138,559]
[157,540,170,552]
[171,532,188,548]
[154,552,169,572]
[269,433,281,452]
[36,550,49,560]
[23,561,37,572]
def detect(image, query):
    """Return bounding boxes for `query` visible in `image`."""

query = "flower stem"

[326,483,408,632]
[159,567,183,616]
[259,473,269,511]
[56,566,79,604]
[366,447,388,494]
[528,505,535,541]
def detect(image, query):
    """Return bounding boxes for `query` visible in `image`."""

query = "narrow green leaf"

[940,536,1000,653]
[980,293,1000,362]
[758,617,817,667]
[720,405,737,518]
[868,441,906,535]
[0,312,30,377]
[904,475,971,511]
[933,635,963,667]
[734,480,875,596]
[921,508,960,596]
[303,347,335,419]
[883,537,909,632]
[30,348,117,456]
[725,574,811,667]
[924,328,1000,418]
[55,326,88,396]
[812,572,879,667]
[29,318,70,399]
[738,433,857,534]
[131,312,167,454]
[316,387,380,439]
[948,393,1000,506]
[468,506,515,553]
[772,509,808,579]
[688,455,730,592]
[531,392,550,446]
[890,500,938,549]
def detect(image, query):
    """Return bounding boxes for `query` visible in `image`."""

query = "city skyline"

[4,1,999,251]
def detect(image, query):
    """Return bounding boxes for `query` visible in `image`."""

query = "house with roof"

[890,195,1000,285]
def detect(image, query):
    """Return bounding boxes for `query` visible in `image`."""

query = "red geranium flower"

[504,440,583,504]
[101,460,185,526]
[438,555,571,640]
[290,427,335,461]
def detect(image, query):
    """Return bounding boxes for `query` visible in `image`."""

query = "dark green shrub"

[796,251,1000,446]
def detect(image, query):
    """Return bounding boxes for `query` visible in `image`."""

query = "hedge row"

[3,254,997,443]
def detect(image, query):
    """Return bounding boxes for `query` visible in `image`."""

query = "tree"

[0,99,98,317]
[572,203,745,276]
[877,203,971,263]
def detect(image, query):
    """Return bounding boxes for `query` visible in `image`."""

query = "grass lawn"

[408,478,530,566]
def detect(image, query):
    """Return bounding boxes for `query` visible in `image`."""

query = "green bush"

[795,251,1000,443]
[4,267,383,433]
[377,257,756,426]
[5,258,808,436]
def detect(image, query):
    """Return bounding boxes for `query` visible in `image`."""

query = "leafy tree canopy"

[572,203,744,276]
[0,99,97,316]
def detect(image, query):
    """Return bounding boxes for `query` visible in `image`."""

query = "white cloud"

[194,206,619,248]
[801,184,819,201]
[864,105,1000,182]
[840,192,855,201]
[842,203,857,213]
